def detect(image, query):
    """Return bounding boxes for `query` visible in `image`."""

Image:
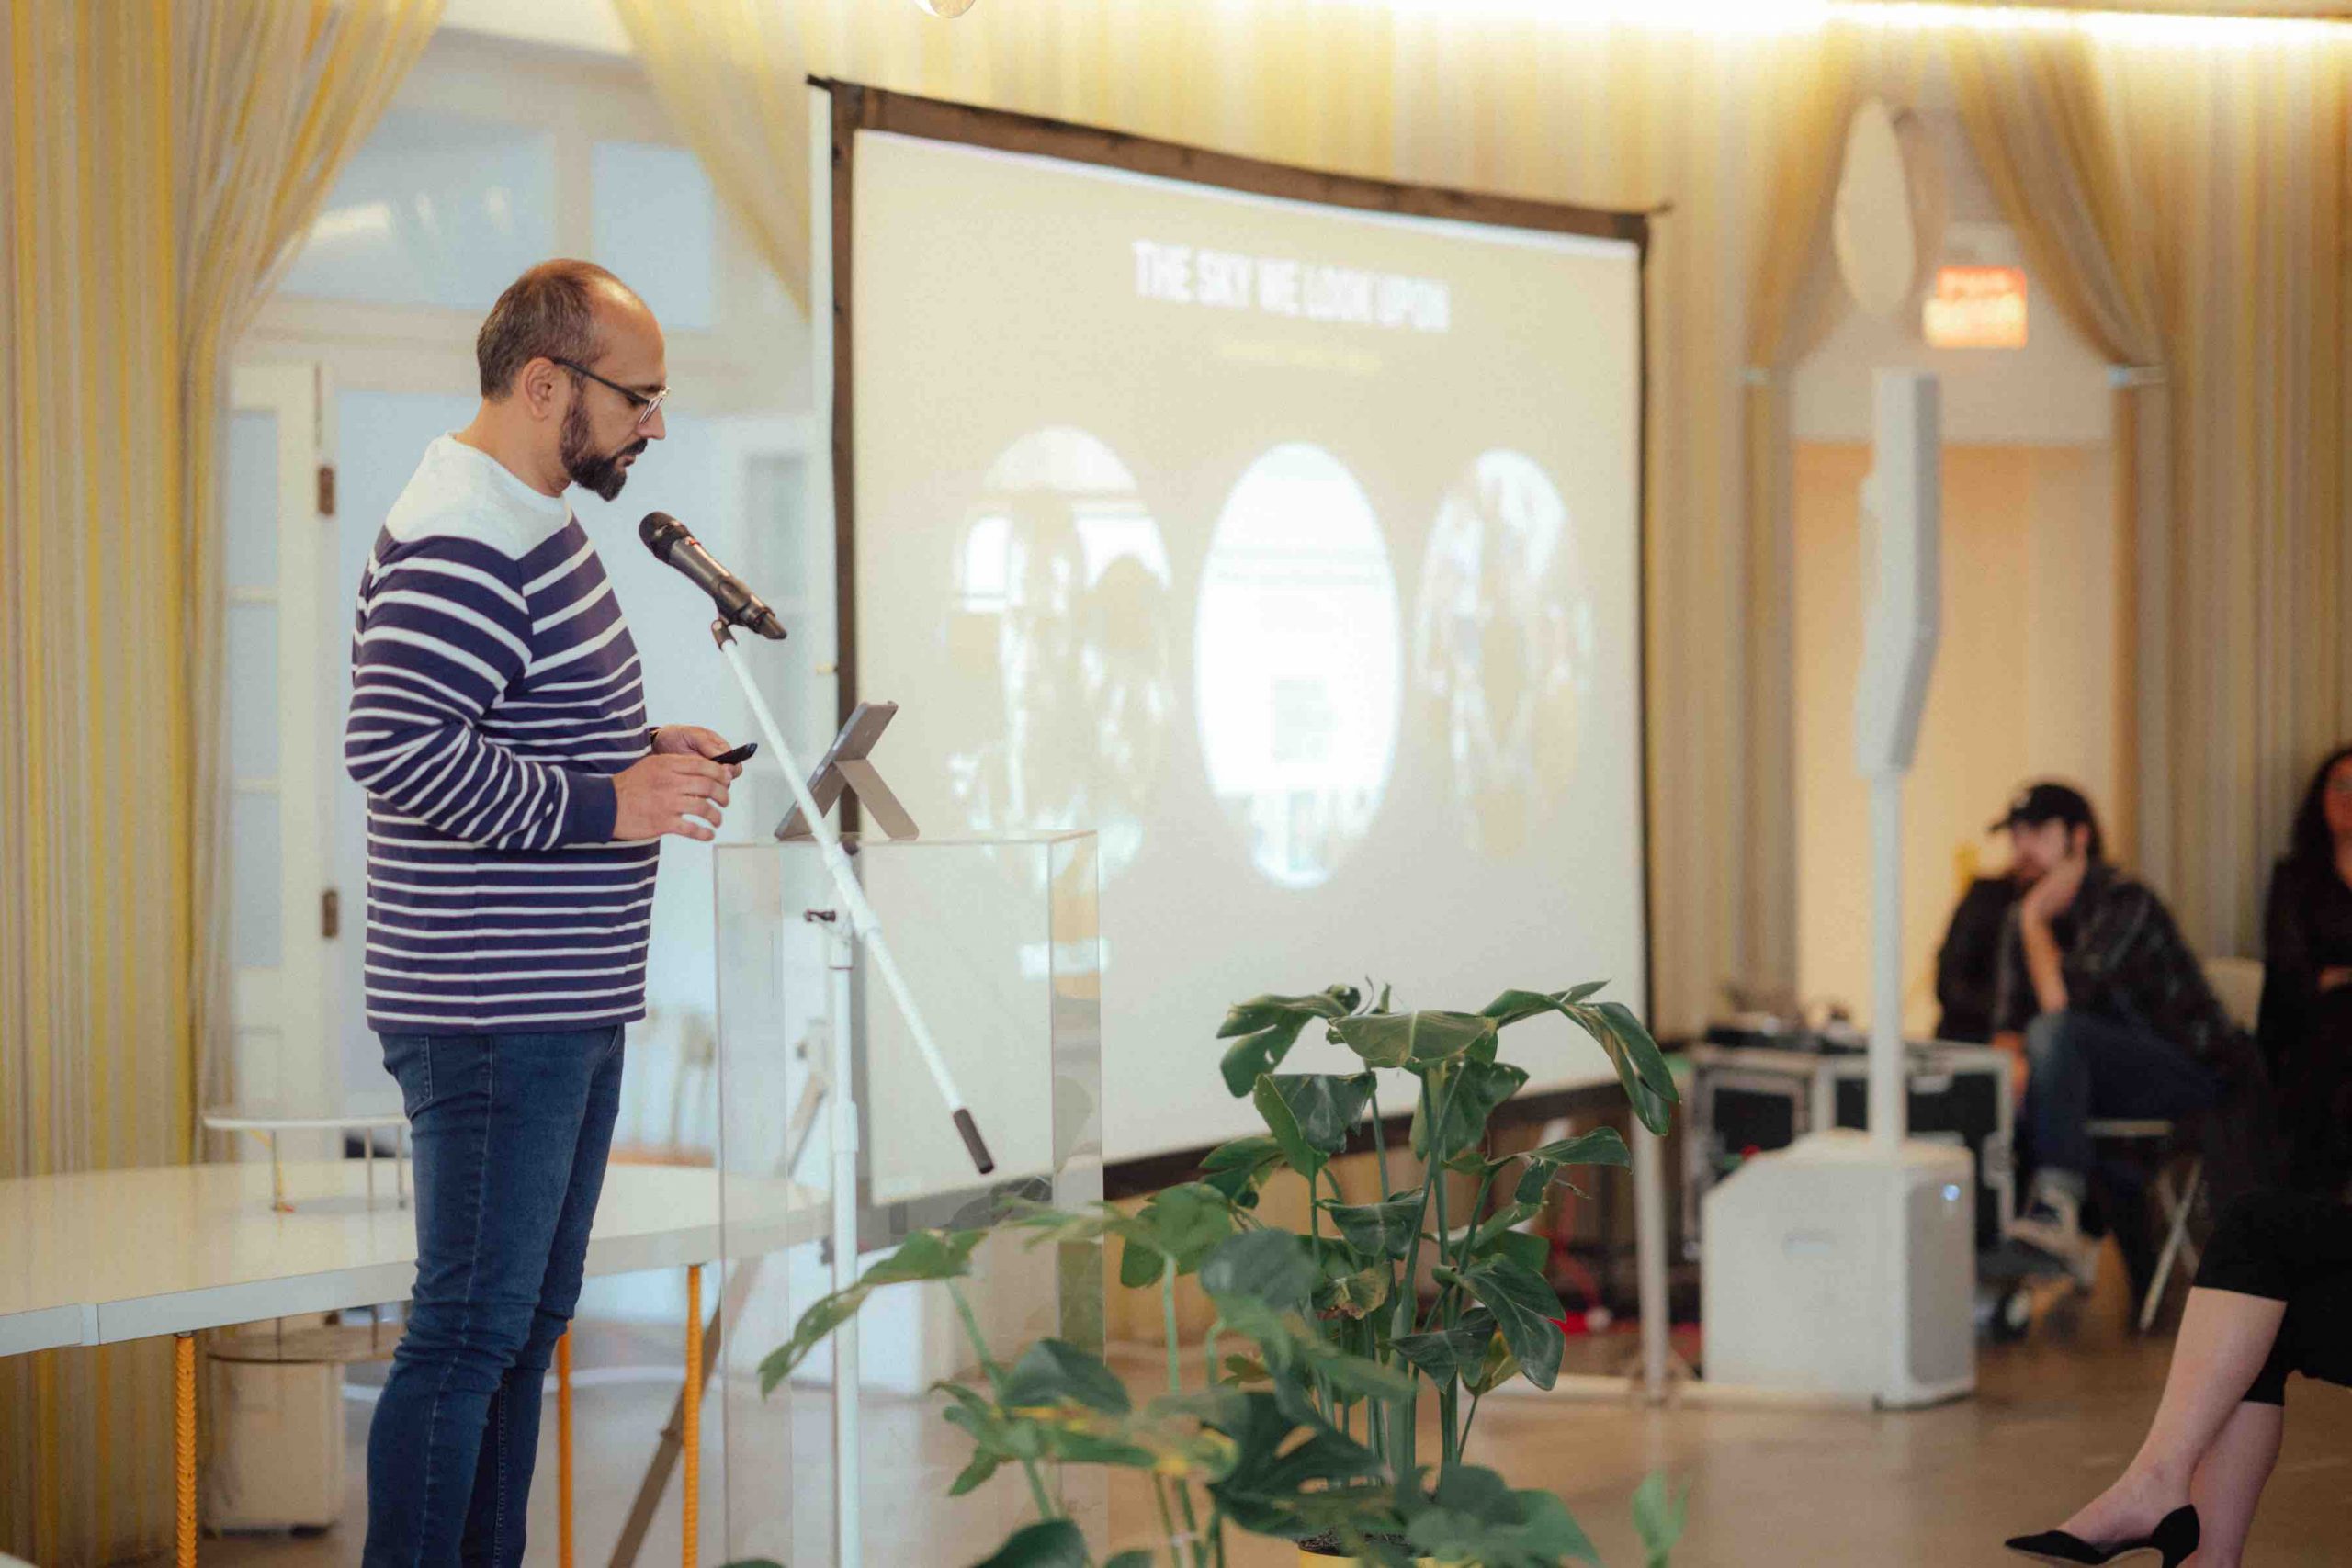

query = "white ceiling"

[439,0,630,57]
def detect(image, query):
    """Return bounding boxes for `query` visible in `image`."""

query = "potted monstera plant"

[1196,983,1680,1563]
[750,979,1682,1568]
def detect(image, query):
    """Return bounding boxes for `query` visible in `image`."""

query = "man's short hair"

[476,260,631,399]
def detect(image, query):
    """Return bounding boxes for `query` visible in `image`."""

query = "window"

[238,31,816,1136]
[279,110,558,310]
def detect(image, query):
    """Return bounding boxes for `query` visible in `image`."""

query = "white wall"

[440,0,629,56]
[1791,221,2116,446]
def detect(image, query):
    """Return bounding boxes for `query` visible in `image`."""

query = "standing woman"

[2259,743,2352,1196]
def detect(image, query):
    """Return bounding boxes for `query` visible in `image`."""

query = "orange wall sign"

[1922,265,2028,349]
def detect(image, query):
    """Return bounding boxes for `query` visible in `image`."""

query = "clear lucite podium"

[711,831,1106,1568]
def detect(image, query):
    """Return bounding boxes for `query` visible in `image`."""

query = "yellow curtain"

[178,0,444,1149]
[0,1,436,1559]
[1941,20,2167,865]
[1737,24,1863,1000]
[616,0,1841,1035]
[2091,20,2352,953]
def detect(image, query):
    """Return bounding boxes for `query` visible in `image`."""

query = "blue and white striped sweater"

[345,435,656,1033]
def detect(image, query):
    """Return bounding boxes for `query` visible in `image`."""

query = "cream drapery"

[616,0,1845,1033]
[1941,20,2168,866]
[0,2,436,1559]
[1737,24,1864,998]
[2093,21,2352,953]
[178,0,444,1156]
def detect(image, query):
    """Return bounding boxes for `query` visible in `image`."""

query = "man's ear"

[519,357,565,420]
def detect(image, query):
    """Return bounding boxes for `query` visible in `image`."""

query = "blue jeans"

[2025,1008,2220,1191]
[364,1027,625,1568]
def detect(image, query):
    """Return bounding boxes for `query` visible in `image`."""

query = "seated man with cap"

[1990,782,2237,1282]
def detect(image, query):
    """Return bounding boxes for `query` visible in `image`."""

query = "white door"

[223,363,339,1122]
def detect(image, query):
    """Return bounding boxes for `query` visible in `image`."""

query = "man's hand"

[2022,847,2088,925]
[2322,965,2352,994]
[652,726,748,774]
[614,753,732,842]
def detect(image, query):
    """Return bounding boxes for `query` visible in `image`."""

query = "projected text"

[1132,239,1450,332]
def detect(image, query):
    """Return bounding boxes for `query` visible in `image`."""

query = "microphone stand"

[707,616,994,1179]
[707,616,993,1568]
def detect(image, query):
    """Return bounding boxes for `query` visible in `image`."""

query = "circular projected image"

[1195,444,1401,890]
[1412,450,1594,858]
[942,427,1173,887]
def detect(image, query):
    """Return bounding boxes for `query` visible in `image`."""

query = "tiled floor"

[187,1275,2352,1567]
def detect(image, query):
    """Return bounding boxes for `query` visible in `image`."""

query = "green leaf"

[1519,1491,1604,1565]
[1411,1059,1530,1164]
[1465,1331,1522,1396]
[1253,1073,1329,1180]
[1444,1256,1567,1392]
[1263,1072,1377,1154]
[1204,1390,1393,1538]
[1118,1182,1237,1288]
[1198,1134,1283,1205]
[1319,1265,1391,1319]
[1482,990,1679,1136]
[1199,1228,1317,1312]
[945,1450,1001,1496]
[1104,1554,1157,1568]
[1216,986,1360,1097]
[1489,1126,1633,1223]
[1515,1126,1634,1179]
[1487,1226,1552,1278]
[972,1518,1091,1568]
[1001,1199,1150,1252]
[1400,1465,1601,1567]
[1391,1310,1496,1388]
[1330,1009,1497,1071]
[1000,1338,1129,1416]
[1632,1472,1690,1568]
[864,1227,988,1287]
[1221,1353,1271,1385]
[757,1229,985,1392]
[1323,1192,1424,1260]
[1479,982,1605,1025]
[1213,1293,1412,1403]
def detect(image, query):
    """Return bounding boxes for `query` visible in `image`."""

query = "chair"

[2086,956,2264,1331]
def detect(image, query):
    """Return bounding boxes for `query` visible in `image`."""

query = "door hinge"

[317,463,337,518]
[321,887,341,941]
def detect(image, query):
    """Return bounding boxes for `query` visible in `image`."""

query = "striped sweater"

[345,434,656,1034]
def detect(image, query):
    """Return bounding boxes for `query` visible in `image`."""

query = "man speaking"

[344,259,739,1565]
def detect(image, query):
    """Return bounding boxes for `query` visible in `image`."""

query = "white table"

[0,1159,821,1564]
[200,1108,413,1212]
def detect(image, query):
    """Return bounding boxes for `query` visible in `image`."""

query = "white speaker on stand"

[1702,370,1976,1409]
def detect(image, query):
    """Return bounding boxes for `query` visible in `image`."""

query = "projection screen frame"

[809,77,1657,1185]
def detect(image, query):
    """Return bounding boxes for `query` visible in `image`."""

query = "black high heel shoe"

[2003,1504,2200,1566]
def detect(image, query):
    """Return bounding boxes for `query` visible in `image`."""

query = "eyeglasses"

[554,358,670,428]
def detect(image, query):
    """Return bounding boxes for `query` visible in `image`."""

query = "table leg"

[365,1135,378,1206]
[269,1134,290,1214]
[684,1264,703,1568]
[559,1329,577,1568]
[175,1332,197,1566]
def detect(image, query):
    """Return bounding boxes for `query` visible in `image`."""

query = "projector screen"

[831,91,1649,1165]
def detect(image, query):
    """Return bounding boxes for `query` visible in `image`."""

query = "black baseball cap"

[1992,781,2098,835]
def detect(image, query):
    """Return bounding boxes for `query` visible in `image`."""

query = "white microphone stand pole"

[709,619,994,1568]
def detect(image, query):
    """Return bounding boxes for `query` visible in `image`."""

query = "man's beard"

[561,400,647,502]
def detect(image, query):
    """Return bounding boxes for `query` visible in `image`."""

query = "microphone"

[638,512,787,640]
